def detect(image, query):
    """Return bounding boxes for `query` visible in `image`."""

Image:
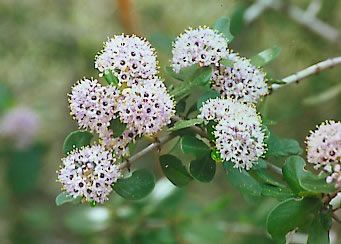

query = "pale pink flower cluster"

[172,27,229,73]
[58,145,121,203]
[0,106,40,149]
[95,35,158,86]
[199,98,266,170]
[118,78,174,136]
[69,78,120,138]
[212,55,268,103]
[306,121,341,188]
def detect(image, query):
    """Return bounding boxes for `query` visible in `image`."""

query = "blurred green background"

[0,0,340,243]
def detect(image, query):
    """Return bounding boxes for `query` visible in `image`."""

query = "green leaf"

[230,4,246,36]
[165,64,199,82]
[266,133,303,157]
[180,135,210,158]
[159,154,192,187]
[175,96,187,114]
[190,155,216,182]
[197,90,220,110]
[63,130,93,155]
[252,158,268,170]
[168,118,204,132]
[250,46,281,67]
[113,169,155,200]
[213,16,234,42]
[109,117,127,137]
[307,210,331,244]
[266,197,321,242]
[253,168,286,187]
[56,192,81,206]
[191,66,213,86]
[282,156,335,196]
[261,184,295,201]
[206,121,217,141]
[103,70,119,86]
[220,58,234,67]
[224,162,262,196]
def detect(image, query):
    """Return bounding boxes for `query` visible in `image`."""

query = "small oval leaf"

[109,117,127,137]
[159,154,192,187]
[63,130,93,155]
[250,46,281,67]
[113,169,155,200]
[190,155,216,182]
[168,118,204,132]
[213,16,234,42]
[104,70,119,86]
[56,192,81,206]
[180,135,210,158]
[266,197,321,242]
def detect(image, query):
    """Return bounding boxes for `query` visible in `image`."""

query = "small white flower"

[172,27,229,73]
[118,77,175,136]
[95,35,158,86]
[306,121,341,188]
[69,78,120,136]
[212,55,268,103]
[58,145,121,203]
[198,98,266,170]
[0,106,40,149]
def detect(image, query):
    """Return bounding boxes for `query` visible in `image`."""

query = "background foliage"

[0,0,340,243]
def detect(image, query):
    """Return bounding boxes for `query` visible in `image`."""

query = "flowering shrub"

[56,16,340,243]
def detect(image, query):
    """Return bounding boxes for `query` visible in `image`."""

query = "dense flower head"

[0,106,40,149]
[69,78,120,136]
[198,97,259,123]
[118,77,175,135]
[172,27,229,73]
[306,121,341,188]
[198,98,266,170]
[95,35,158,85]
[58,145,121,203]
[212,55,268,103]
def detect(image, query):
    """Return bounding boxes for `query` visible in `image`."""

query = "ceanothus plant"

[56,16,341,243]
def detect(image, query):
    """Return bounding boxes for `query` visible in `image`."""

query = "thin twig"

[116,0,138,34]
[272,56,341,90]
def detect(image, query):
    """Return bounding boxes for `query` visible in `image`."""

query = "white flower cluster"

[199,98,266,170]
[172,27,229,73]
[58,145,121,203]
[118,78,174,136]
[212,55,268,103]
[172,28,268,104]
[95,35,158,86]
[306,121,341,188]
[69,78,120,138]
[0,106,40,149]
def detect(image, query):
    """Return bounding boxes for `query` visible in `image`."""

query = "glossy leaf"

[113,169,155,200]
[103,70,119,86]
[63,130,93,155]
[180,135,210,158]
[168,118,204,132]
[282,156,335,196]
[164,64,199,82]
[197,89,220,109]
[266,197,321,242]
[307,210,331,244]
[191,66,213,86]
[224,162,262,196]
[213,16,234,42]
[109,117,127,137]
[266,133,303,157]
[190,155,216,182]
[261,184,295,201]
[250,46,281,67]
[56,192,81,206]
[253,168,285,187]
[159,154,192,187]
